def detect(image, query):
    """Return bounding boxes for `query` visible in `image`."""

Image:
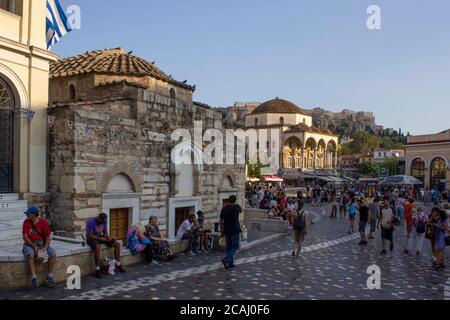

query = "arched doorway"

[0,77,14,193]
[410,158,426,184]
[430,157,446,192]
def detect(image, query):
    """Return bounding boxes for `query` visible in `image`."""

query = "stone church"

[245,98,339,179]
[48,48,245,240]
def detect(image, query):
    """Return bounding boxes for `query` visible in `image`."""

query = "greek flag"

[46,0,72,50]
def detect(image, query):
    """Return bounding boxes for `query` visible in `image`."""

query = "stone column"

[301,148,305,169]
[333,152,338,173]
[313,148,317,169]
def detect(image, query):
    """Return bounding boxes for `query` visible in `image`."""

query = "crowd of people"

[20,194,244,288]
[19,180,449,288]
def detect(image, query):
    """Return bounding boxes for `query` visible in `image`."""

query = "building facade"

[0,0,57,195]
[405,129,450,192]
[244,98,339,175]
[48,48,245,239]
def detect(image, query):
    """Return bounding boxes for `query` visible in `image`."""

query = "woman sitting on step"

[126,224,153,265]
[144,216,176,261]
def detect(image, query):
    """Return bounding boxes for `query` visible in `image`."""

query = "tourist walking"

[404,207,427,255]
[291,201,309,258]
[330,196,338,218]
[379,199,395,255]
[367,197,379,240]
[395,195,405,225]
[404,198,416,238]
[348,198,358,234]
[220,195,242,269]
[358,199,369,245]
[430,209,448,270]
[426,208,440,264]
[339,194,348,219]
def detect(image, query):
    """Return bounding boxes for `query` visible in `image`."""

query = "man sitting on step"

[22,207,57,288]
[86,212,126,278]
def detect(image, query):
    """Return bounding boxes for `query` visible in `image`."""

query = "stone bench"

[0,238,191,289]
[247,218,289,242]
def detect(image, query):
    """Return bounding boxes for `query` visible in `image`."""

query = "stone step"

[0,219,23,230]
[0,200,28,210]
[0,194,19,201]
[0,208,26,220]
[0,227,22,241]
[0,237,23,248]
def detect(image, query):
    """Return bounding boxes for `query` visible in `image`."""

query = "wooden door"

[175,207,192,232]
[110,208,129,245]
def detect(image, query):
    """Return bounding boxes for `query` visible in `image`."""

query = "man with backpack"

[291,201,310,258]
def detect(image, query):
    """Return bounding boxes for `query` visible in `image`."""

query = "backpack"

[293,210,306,232]
[416,215,426,234]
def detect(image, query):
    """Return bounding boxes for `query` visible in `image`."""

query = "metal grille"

[0,77,14,193]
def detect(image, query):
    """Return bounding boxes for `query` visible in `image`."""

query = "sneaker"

[403,249,410,254]
[186,251,196,256]
[228,264,236,269]
[221,259,229,270]
[151,260,160,266]
[31,278,39,289]
[358,241,364,245]
[45,277,56,288]
[380,250,387,255]
[95,269,102,279]
[115,265,126,273]
[363,241,368,245]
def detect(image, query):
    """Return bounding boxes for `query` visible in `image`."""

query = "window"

[266,141,270,149]
[287,157,293,168]
[280,117,284,125]
[69,85,76,100]
[255,118,258,126]
[0,0,17,14]
[169,88,176,107]
[169,88,176,99]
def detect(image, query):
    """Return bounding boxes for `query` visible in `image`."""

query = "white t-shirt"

[176,219,193,239]
[380,208,394,228]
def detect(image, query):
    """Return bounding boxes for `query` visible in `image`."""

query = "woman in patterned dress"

[145,216,176,261]
[126,224,153,265]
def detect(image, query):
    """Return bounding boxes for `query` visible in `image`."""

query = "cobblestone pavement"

[1,205,449,300]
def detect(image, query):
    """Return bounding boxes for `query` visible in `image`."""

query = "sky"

[55,0,450,135]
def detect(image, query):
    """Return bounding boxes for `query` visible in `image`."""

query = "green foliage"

[381,157,401,176]
[345,131,381,156]
[356,161,379,178]
[246,160,269,179]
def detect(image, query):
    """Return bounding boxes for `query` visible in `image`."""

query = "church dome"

[250,98,306,115]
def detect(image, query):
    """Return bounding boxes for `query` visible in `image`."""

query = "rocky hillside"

[217,102,385,135]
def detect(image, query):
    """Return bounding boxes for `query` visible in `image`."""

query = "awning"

[246,177,260,182]
[263,175,284,182]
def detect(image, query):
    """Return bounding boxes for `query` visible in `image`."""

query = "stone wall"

[48,77,245,238]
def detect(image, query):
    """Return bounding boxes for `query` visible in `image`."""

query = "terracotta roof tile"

[50,48,195,91]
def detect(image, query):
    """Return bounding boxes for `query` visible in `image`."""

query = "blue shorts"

[22,241,56,258]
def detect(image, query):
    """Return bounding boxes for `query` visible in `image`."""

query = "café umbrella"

[381,175,423,186]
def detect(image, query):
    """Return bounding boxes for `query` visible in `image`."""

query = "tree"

[357,161,379,178]
[246,160,269,179]
[349,131,382,155]
[382,157,400,176]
